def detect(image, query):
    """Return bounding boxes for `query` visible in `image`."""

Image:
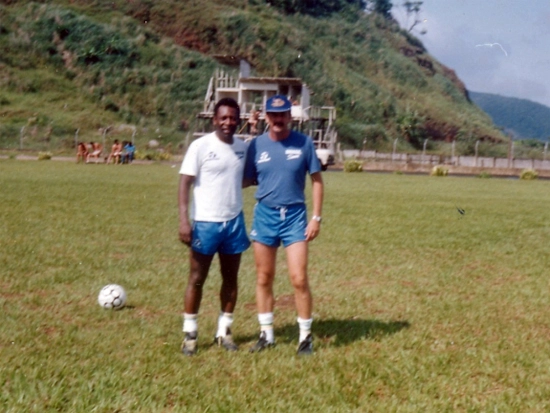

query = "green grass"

[2,161,550,411]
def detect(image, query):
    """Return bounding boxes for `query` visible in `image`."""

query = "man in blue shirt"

[244,95,324,355]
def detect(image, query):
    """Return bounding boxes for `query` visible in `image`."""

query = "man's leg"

[218,253,241,313]
[254,242,277,314]
[285,241,311,319]
[249,242,278,352]
[214,253,242,351]
[286,241,314,354]
[184,250,214,314]
[181,250,213,356]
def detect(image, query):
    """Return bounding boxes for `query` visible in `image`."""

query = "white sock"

[297,317,313,342]
[258,312,275,343]
[183,313,198,333]
[216,312,234,337]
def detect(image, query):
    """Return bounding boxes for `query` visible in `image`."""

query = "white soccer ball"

[98,284,127,310]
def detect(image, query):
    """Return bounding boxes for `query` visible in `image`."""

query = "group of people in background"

[76,140,135,164]
[178,95,324,356]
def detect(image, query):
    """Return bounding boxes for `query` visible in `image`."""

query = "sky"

[392,0,550,108]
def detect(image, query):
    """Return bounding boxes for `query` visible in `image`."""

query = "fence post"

[20,126,25,150]
[74,128,80,148]
[422,139,428,163]
[451,140,455,165]
[392,138,398,162]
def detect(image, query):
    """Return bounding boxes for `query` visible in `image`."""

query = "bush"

[477,171,492,179]
[344,159,363,172]
[520,169,538,180]
[37,151,52,160]
[134,149,172,161]
[430,165,448,177]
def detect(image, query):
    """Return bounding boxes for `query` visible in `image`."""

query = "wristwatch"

[311,215,322,223]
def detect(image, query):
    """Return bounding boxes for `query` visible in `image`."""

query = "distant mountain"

[470,92,550,140]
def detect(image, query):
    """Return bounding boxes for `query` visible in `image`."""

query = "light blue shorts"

[192,212,250,255]
[250,202,307,248]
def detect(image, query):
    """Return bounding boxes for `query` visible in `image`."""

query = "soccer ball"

[98,284,127,310]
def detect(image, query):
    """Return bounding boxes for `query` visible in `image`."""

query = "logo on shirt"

[235,150,245,159]
[257,151,271,164]
[205,151,219,161]
[285,149,302,160]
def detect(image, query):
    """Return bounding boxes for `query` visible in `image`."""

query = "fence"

[0,124,139,153]
[342,150,550,171]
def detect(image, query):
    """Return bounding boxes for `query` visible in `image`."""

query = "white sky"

[393,0,550,108]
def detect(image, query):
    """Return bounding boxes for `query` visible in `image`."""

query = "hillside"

[0,0,506,153]
[470,92,550,141]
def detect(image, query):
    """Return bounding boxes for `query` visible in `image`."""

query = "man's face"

[213,106,239,140]
[265,111,291,135]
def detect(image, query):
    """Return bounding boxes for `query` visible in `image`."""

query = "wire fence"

[342,139,550,171]
[0,124,140,153]
[3,124,550,172]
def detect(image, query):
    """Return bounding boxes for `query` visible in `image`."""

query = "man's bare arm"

[178,174,195,245]
[305,171,324,242]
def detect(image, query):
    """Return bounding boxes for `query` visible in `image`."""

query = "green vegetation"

[265,0,366,17]
[37,151,53,160]
[344,159,364,172]
[520,168,539,180]
[470,91,550,140]
[0,0,505,154]
[477,171,492,179]
[429,164,448,176]
[2,161,550,411]
[0,2,215,151]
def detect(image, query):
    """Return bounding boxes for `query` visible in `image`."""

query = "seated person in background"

[76,142,88,163]
[107,139,123,164]
[86,141,102,163]
[121,141,136,164]
[119,141,129,163]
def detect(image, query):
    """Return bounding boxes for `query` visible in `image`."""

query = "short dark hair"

[214,97,240,119]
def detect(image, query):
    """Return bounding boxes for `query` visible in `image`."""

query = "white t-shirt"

[180,132,247,222]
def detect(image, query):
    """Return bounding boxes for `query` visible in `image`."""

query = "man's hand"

[179,220,192,246]
[305,219,321,242]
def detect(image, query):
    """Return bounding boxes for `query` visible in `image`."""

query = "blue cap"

[265,95,292,113]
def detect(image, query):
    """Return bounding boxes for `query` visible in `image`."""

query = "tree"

[265,0,367,17]
[368,0,393,19]
[403,1,425,34]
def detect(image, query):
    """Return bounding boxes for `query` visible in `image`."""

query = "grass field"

[2,160,550,412]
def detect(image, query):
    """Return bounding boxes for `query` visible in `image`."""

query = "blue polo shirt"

[244,131,321,208]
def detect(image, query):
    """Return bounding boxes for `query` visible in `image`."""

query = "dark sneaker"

[215,328,238,352]
[297,334,313,356]
[181,331,198,356]
[249,331,275,353]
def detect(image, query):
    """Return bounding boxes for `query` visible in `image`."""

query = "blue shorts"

[250,202,307,248]
[192,212,250,255]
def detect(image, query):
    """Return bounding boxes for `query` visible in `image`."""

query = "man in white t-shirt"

[178,98,250,356]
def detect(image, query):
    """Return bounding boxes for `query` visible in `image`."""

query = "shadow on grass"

[313,318,410,347]
[240,318,410,347]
